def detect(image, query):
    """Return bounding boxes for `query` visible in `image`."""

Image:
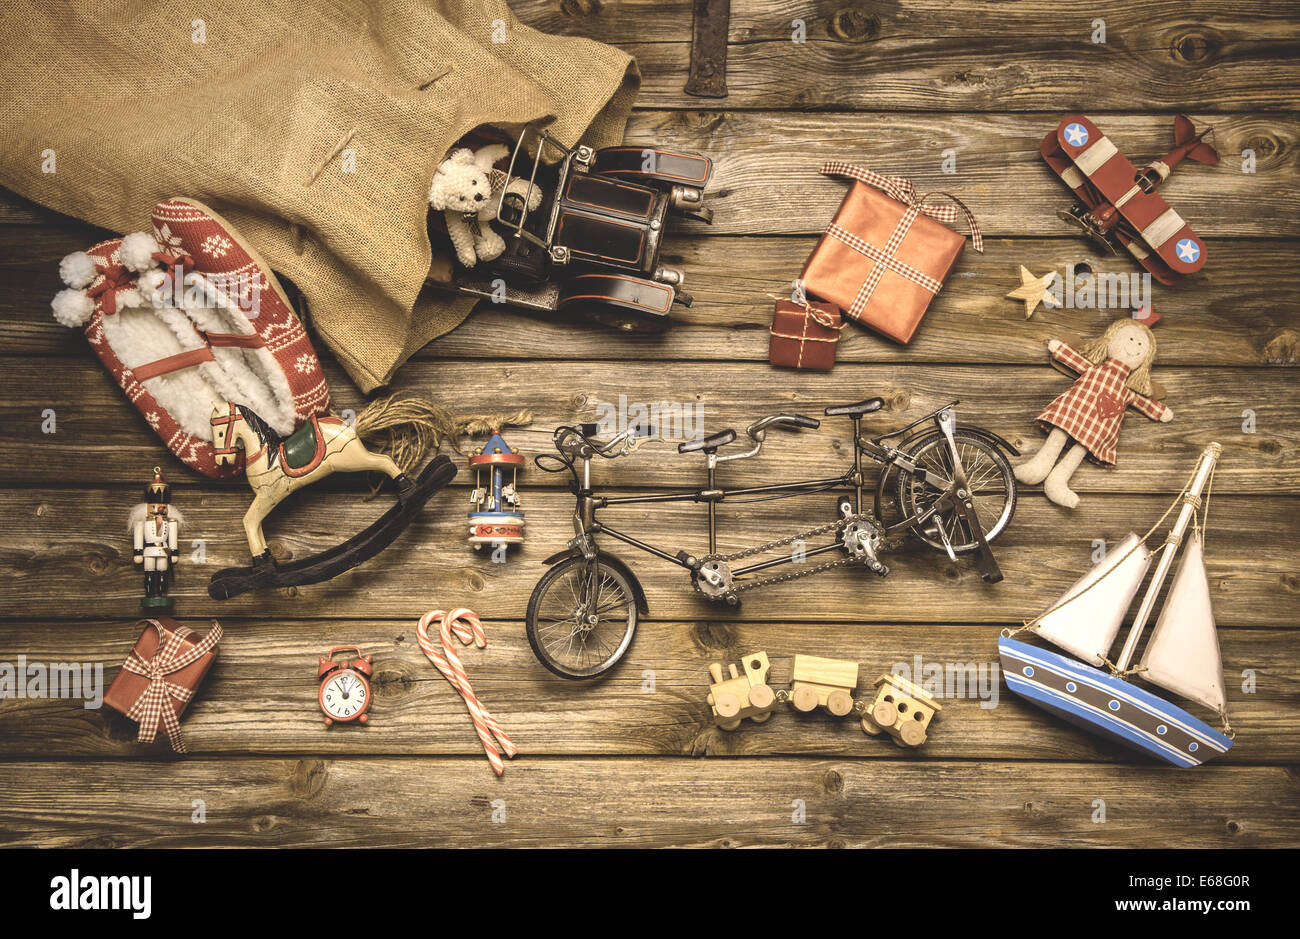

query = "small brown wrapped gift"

[801,162,982,344]
[768,296,845,370]
[103,617,222,753]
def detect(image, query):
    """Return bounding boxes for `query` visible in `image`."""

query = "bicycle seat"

[678,429,737,453]
[824,397,884,417]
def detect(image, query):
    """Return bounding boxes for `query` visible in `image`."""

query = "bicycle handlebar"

[745,413,821,439]
[558,422,656,458]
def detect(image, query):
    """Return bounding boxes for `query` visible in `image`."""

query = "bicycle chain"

[701,515,905,594]
[732,553,859,592]
[717,516,851,562]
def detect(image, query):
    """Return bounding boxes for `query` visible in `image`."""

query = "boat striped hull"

[998,638,1232,768]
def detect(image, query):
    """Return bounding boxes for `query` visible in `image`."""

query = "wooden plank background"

[0,0,1296,848]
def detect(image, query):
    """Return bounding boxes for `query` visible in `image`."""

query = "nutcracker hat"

[145,466,171,504]
[51,199,331,479]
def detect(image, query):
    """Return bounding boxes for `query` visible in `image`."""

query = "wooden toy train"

[706,651,941,747]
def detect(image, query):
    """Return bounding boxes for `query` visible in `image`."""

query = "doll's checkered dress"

[1037,343,1169,467]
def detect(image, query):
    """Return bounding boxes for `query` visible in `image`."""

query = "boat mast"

[1113,442,1221,673]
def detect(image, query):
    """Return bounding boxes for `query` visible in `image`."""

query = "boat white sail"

[1001,443,1233,767]
[1138,531,1226,714]
[1033,532,1152,667]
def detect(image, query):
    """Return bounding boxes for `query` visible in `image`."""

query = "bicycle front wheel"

[525,555,639,679]
[895,430,1016,553]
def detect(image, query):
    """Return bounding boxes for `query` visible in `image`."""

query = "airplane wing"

[1042,116,1206,285]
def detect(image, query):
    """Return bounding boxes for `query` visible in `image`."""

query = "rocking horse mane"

[234,403,283,464]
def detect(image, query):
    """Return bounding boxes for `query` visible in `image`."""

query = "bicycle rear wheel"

[526,555,639,679]
[895,430,1016,553]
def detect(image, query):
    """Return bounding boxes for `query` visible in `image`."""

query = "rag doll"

[1015,317,1172,509]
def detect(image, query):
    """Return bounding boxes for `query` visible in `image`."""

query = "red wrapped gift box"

[768,297,844,370]
[103,617,222,753]
[800,163,982,344]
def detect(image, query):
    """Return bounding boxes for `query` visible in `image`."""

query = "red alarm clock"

[317,646,373,727]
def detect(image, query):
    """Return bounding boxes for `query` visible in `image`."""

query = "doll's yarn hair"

[1081,319,1156,397]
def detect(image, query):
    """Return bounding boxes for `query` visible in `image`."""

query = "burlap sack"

[0,0,638,391]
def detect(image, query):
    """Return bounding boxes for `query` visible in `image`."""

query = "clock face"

[320,669,371,721]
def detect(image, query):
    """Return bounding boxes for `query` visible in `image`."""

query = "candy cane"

[416,607,517,776]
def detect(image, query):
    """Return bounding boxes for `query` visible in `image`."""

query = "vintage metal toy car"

[449,125,714,331]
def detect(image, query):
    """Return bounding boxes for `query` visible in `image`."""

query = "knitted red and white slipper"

[145,198,330,428]
[51,199,331,478]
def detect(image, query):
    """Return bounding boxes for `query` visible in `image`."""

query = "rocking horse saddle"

[276,415,324,472]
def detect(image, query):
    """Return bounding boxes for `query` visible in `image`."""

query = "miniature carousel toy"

[130,467,181,609]
[468,430,525,550]
[205,401,457,600]
[1000,443,1233,767]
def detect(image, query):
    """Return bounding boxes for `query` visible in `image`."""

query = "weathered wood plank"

[519,0,1299,45]
[0,620,1289,763]
[2,112,1296,233]
[6,227,1298,366]
[511,0,1300,113]
[0,358,1291,491]
[0,757,1291,848]
[623,111,1299,237]
[1,488,1293,625]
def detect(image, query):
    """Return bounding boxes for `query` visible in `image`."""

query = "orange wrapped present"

[801,162,982,343]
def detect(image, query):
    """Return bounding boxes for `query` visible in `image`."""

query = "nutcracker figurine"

[468,430,525,550]
[130,467,181,608]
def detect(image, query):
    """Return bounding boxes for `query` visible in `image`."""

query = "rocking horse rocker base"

[208,454,457,600]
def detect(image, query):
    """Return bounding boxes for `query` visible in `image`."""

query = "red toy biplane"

[1042,115,1219,285]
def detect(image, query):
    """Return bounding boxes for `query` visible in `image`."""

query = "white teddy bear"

[429,143,542,268]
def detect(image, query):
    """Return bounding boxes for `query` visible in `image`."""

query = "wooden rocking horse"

[206,401,457,599]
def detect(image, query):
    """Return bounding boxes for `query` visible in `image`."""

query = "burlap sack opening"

[0,0,639,392]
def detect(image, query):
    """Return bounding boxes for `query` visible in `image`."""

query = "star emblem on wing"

[1175,238,1200,262]
[1064,123,1089,147]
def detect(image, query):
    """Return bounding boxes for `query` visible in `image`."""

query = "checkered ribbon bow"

[820,162,983,253]
[121,619,222,753]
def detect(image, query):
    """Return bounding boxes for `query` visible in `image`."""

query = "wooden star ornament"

[1006,265,1058,319]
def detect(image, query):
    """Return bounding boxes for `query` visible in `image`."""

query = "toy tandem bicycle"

[527,397,1020,678]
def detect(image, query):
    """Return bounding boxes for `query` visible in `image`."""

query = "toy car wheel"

[791,686,819,713]
[826,690,855,717]
[748,683,776,711]
[557,273,675,333]
[714,692,742,720]
[899,720,927,747]
[871,699,899,728]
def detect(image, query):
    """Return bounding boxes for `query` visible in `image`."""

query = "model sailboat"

[999,443,1232,767]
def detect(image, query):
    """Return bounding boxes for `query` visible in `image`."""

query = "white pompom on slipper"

[119,231,160,272]
[58,250,98,288]
[136,268,169,305]
[51,288,94,327]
